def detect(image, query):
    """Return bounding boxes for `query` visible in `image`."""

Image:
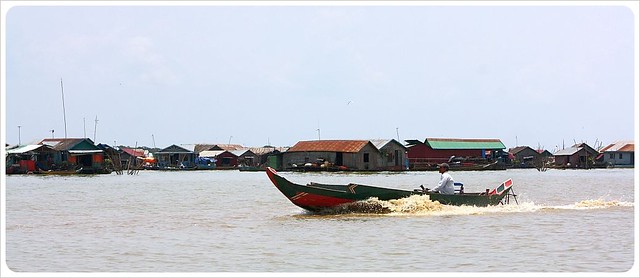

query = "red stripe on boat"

[505,179,513,187]
[290,192,354,208]
[266,167,279,186]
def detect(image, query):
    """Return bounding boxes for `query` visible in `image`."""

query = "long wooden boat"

[265,167,516,212]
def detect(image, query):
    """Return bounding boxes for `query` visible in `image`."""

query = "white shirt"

[431,172,455,194]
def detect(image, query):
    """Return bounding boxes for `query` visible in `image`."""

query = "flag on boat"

[488,179,513,196]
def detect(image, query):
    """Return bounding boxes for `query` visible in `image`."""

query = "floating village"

[4,136,635,175]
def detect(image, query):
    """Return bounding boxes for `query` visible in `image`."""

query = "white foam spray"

[316,195,634,216]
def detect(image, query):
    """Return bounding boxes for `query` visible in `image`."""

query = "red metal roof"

[287,140,370,153]
[618,144,635,152]
[121,148,146,157]
[601,141,635,152]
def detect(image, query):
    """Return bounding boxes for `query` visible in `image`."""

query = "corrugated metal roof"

[601,141,634,152]
[38,138,96,151]
[40,138,80,150]
[194,144,216,154]
[369,139,407,151]
[508,146,536,155]
[368,139,391,150]
[425,138,506,150]
[553,146,581,156]
[180,144,197,152]
[248,147,288,155]
[212,144,244,151]
[554,143,598,156]
[230,149,254,156]
[192,144,245,153]
[619,144,635,152]
[6,144,53,154]
[199,150,227,157]
[287,140,370,153]
[121,148,146,157]
[157,144,193,154]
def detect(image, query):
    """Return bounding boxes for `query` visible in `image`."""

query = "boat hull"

[266,167,513,212]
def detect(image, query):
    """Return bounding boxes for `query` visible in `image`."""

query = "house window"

[363,153,369,163]
[610,153,614,159]
[619,153,623,159]
[222,157,232,166]
[387,152,394,163]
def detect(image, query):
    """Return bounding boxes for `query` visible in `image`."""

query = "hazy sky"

[2,2,638,152]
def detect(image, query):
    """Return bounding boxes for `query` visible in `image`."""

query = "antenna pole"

[60,78,68,138]
[93,115,98,142]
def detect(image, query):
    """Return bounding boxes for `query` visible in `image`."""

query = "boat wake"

[314,195,634,216]
[319,195,442,214]
[542,199,634,210]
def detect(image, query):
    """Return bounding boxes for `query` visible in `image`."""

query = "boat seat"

[454,182,464,194]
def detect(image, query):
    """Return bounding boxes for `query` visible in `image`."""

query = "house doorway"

[78,155,93,167]
[336,152,343,166]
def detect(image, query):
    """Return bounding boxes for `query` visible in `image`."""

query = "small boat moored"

[265,167,517,213]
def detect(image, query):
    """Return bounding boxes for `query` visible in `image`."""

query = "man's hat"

[438,163,450,170]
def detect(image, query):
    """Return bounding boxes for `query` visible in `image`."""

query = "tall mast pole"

[60,78,68,138]
[93,115,98,142]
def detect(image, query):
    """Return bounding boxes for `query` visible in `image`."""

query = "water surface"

[3,168,637,275]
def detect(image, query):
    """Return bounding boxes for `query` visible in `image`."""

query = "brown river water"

[2,168,637,276]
